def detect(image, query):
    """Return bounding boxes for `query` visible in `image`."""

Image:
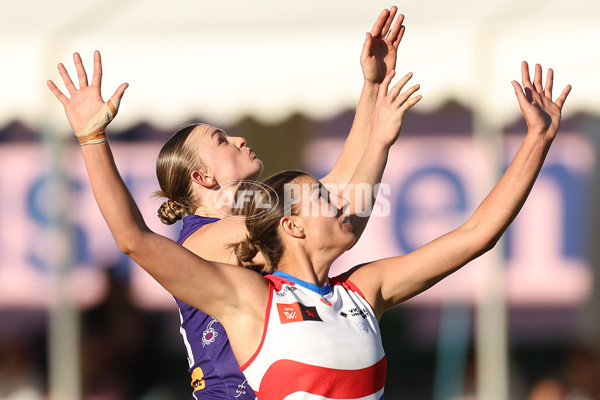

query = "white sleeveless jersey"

[240,272,386,400]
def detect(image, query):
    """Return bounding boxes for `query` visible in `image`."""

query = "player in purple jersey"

[47,7,416,399]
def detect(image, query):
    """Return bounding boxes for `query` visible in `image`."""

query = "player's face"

[189,125,263,185]
[292,175,356,257]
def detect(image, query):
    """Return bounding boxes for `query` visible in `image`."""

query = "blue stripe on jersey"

[272,271,333,296]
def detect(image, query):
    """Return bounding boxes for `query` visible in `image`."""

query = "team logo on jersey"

[320,297,332,306]
[191,367,206,391]
[277,302,322,324]
[202,318,219,347]
[234,379,250,398]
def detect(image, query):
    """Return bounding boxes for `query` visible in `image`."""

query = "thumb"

[511,80,528,110]
[112,82,129,100]
[360,33,373,61]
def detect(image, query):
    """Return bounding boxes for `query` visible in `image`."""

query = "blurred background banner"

[1,1,599,399]
[0,133,594,308]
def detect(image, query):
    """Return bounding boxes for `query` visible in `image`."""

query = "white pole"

[43,3,139,399]
[43,94,81,400]
[472,28,509,400]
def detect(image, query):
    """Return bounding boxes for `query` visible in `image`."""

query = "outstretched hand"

[370,70,421,147]
[360,6,405,84]
[47,50,128,133]
[511,61,571,141]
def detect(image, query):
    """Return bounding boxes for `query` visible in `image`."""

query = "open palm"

[361,6,405,84]
[512,61,571,141]
[47,51,128,133]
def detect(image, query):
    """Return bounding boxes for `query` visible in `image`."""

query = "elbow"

[114,230,148,256]
[473,232,503,258]
[460,221,503,259]
[116,237,136,256]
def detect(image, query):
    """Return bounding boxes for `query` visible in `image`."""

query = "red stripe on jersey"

[256,356,386,399]
[330,275,367,300]
[239,281,275,371]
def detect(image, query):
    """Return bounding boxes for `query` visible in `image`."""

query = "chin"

[344,234,357,251]
[250,163,264,180]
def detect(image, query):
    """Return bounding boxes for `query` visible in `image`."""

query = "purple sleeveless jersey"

[176,215,257,400]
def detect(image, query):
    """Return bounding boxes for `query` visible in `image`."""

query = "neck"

[194,180,253,218]
[276,247,333,287]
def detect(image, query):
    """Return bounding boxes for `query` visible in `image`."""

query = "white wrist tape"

[75,97,120,145]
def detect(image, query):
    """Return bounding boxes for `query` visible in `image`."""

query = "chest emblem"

[277,302,322,324]
[202,318,219,347]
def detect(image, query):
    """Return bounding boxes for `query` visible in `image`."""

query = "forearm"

[81,142,150,253]
[465,132,552,249]
[321,80,379,186]
[343,135,390,238]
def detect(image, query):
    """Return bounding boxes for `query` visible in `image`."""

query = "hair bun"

[234,236,260,263]
[157,200,185,225]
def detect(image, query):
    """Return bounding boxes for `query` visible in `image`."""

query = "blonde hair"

[154,123,206,224]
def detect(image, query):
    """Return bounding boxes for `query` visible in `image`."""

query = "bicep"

[349,225,484,315]
[129,231,266,320]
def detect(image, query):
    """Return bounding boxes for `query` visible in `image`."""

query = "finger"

[379,70,396,99]
[533,63,543,94]
[554,84,572,110]
[370,9,390,37]
[57,62,77,95]
[520,61,534,102]
[521,61,532,89]
[73,52,89,89]
[381,7,397,37]
[387,12,405,44]
[527,67,545,105]
[396,84,421,108]
[111,82,129,100]
[46,80,69,106]
[393,25,406,49]
[91,50,103,89]
[511,80,529,111]
[399,93,422,112]
[388,72,413,100]
[544,68,554,99]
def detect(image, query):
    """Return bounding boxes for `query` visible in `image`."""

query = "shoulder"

[183,218,248,264]
[330,273,367,299]
[193,217,247,238]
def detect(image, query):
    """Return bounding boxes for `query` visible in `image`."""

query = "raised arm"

[47,52,269,334]
[321,6,404,187]
[349,62,571,317]
[322,7,414,240]
[339,67,421,238]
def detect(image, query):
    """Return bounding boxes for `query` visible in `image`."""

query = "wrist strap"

[75,97,120,145]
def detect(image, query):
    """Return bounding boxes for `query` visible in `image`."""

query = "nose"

[231,136,247,148]
[333,194,350,216]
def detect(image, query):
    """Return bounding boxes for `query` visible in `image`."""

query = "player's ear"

[280,216,304,238]
[191,169,217,189]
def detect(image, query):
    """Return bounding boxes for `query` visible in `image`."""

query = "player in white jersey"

[241,272,386,399]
